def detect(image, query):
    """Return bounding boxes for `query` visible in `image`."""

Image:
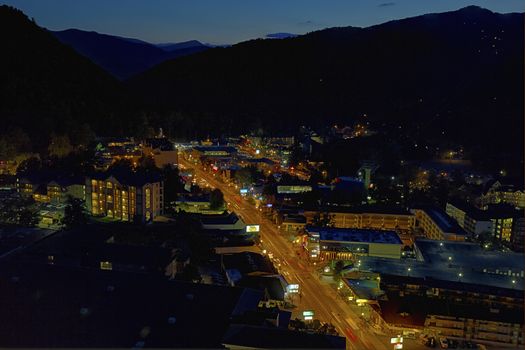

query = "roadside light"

[512,280,516,284]
[407,267,412,272]
[262,249,267,254]
[458,273,463,278]
[448,256,452,261]
[439,242,443,247]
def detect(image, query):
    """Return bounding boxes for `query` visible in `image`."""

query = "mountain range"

[128,6,523,158]
[0,4,523,174]
[52,29,209,80]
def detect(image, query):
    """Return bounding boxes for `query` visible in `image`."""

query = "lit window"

[145,188,151,209]
[107,182,113,189]
[100,261,112,270]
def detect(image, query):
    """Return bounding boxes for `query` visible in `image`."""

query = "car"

[439,337,449,349]
[426,337,437,348]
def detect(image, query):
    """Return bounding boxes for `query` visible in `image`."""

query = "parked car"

[426,337,437,348]
[439,337,449,349]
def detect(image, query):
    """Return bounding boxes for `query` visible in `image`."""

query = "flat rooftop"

[307,226,403,245]
[357,239,524,291]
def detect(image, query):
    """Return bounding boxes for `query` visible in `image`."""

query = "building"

[479,180,525,209]
[343,239,524,347]
[412,206,468,241]
[446,200,522,248]
[200,211,246,231]
[305,226,403,260]
[0,261,264,348]
[303,205,415,232]
[280,214,307,233]
[191,146,237,159]
[17,174,85,204]
[85,170,163,223]
[175,193,212,214]
[144,137,178,168]
[222,324,346,349]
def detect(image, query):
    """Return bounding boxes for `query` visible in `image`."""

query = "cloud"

[378,2,396,7]
[297,20,316,26]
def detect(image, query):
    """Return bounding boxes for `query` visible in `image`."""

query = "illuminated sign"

[277,185,312,194]
[390,337,403,344]
[246,225,260,233]
[394,344,403,350]
[303,310,314,320]
[287,284,300,294]
[240,188,248,194]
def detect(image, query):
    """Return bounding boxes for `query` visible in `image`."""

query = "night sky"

[2,0,523,44]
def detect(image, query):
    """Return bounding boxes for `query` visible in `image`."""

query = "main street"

[179,156,396,350]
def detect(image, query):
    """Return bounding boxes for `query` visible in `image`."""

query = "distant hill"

[0,5,134,151]
[52,29,209,80]
[155,40,207,52]
[129,6,523,168]
[265,33,298,39]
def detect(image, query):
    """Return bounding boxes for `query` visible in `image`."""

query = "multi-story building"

[85,171,163,223]
[479,180,525,209]
[345,239,524,347]
[447,200,522,248]
[305,226,403,260]
[303,206,415,232]
[17,174,85,204]
[412,206,468,241]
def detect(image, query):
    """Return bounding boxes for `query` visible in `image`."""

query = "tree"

[162,165,184,206]
[48,133,73,158]
[312,211,334,227]
[16,156,41,174]
[234,167,254,187]
[61,196,87,229]
[177,263,202,283]
[0,197,39,227]
[138,154,157,170]
[70,123,95,148]
[333,260,346,281]
[209,188,225,210]
[108,158,134,172]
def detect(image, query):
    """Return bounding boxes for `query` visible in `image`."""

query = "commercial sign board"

[277,185,312,194]
[302,310,314,320]
[240,188,248,194]
[390,337,403,344]
[287,284,299,294]
[246,225,260,233]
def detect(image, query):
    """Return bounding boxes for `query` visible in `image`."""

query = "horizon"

[2,0,523,44]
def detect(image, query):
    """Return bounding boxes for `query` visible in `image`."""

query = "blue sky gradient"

[2,0,523,44]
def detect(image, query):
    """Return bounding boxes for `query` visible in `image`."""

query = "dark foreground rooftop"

[0,261,262,348]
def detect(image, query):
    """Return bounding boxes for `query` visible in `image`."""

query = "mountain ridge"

[52,29,209,79]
